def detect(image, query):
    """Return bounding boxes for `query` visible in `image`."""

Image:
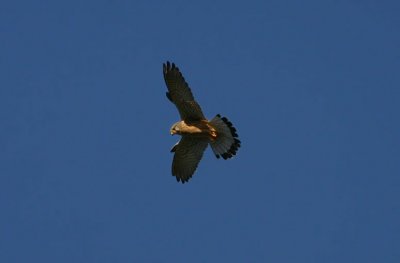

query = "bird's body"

[163,61,240,183]
[170,120,217,140]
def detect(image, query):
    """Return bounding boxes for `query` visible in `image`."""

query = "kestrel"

[163,61,241,183]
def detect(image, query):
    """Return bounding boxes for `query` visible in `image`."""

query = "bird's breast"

[179,120,216,139]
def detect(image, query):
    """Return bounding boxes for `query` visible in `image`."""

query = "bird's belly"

[180,120,217,139]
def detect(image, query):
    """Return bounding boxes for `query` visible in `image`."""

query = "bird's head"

[170,122,181,135]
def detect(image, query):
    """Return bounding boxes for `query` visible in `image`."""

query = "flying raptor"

[163,61,241,183]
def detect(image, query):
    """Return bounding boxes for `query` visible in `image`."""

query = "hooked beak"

[170,130,176,135]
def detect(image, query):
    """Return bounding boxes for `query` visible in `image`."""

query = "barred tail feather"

[209,114,241,160]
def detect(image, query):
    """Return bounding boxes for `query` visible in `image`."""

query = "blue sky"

[1,0,399,262]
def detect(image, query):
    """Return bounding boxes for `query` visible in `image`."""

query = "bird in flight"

[163,61,241,183]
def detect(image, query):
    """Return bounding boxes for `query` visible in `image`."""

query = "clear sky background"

[1,0,399,262]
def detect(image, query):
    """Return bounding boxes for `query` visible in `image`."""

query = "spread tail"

[209,114,241,160]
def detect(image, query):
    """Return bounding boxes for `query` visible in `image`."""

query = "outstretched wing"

[171,136,209,183]
[163,61,205,120]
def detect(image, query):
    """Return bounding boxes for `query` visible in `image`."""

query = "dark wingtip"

[163,61,173,72]
[174,173,191,184]
[179,177,189,184]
